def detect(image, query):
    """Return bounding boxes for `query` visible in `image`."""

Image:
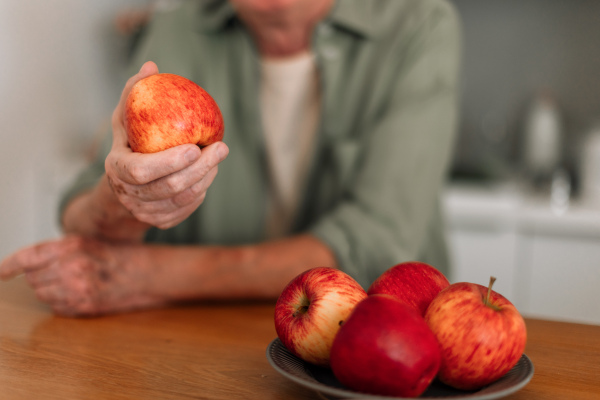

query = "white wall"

[0,1,149,259]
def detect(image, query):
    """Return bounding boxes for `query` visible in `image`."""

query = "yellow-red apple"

[274,267,367,366]
[125,73,224,153]
[424,277,527,390]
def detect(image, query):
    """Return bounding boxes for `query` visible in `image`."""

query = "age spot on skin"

[98,269,112,283]
[108,177,127,196]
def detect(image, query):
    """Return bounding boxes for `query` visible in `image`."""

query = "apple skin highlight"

[274,267,367,367]
[424,282,527,390]
[125,73,224,153]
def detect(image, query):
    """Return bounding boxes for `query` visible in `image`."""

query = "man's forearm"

[144,234,339,301]
[62,174,151,242]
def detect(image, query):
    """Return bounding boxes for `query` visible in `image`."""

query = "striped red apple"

[274,267,367,366]
[424,277,527,390]
[125,73,224,153]
[367,261,450,316]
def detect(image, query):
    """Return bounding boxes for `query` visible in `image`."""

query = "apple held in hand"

[367,261,450,316]
[424,277,527,390]
[274,267,367,366]
[125,73,224,153]
[330,294,441,397]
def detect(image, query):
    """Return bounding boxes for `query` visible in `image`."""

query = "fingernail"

[184,148,200,163]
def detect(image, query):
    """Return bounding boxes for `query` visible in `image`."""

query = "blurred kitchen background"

[1,0,599,324]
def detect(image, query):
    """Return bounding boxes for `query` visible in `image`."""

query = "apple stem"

[485,276,497,307]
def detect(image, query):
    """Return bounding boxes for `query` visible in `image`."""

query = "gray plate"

[266,338,534,399]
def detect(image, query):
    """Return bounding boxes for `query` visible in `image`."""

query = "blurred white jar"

[523,91,563,180]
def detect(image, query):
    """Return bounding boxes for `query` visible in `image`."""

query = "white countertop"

[443,181,600,238]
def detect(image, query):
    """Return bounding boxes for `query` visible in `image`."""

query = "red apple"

[125,73,224,153]
[330,294,441,397]
[367,261,450,316]
[274,267,367,366]
[424,277,527,390]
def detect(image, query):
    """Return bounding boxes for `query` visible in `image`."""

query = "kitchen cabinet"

[518,233,600,325]
[444,182,600,325]
[444,183,522,305]
[448,228,520,304]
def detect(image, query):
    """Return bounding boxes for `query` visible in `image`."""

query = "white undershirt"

[260,52,320,238]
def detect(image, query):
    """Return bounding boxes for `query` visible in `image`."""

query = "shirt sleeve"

[58,132,112,222]
[309,3,462,289]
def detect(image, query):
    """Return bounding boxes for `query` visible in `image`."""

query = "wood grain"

[1,277,599,399]
[506,319,600,400]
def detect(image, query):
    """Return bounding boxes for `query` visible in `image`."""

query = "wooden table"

[1,277,599,400]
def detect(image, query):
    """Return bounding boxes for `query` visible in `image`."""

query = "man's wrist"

[62,175,151,243]
[90,175,151,242]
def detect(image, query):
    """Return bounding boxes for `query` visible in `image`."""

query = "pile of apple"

[274,263,527,398]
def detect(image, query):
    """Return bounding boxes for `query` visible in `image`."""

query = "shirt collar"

[192,0,236,33]
[192,0,375,39]
[327,0,374,39]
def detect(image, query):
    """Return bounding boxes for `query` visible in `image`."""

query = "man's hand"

[104,61,229,229]
[0,236,163,317]
[0,234,338,317]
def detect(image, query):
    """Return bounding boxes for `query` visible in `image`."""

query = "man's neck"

[234,0,334,59]
[253,24,314,58]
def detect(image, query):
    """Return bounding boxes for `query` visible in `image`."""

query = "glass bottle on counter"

[522,90,563,187]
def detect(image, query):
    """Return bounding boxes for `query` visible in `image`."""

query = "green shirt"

[61,0,462,289]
